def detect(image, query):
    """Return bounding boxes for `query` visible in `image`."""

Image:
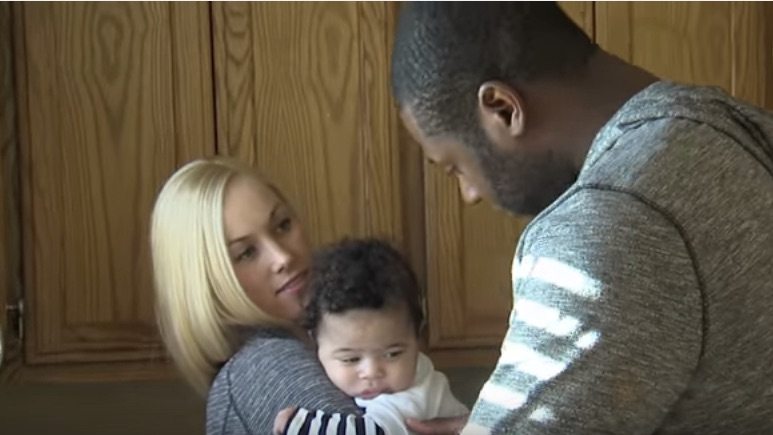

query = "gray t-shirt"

[468,81,773,434]
[206,328,361,435]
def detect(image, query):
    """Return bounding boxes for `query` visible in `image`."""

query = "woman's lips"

[276,272,307,296]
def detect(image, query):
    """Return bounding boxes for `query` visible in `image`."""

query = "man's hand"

[405,414,468,435]
[273,406,298,435]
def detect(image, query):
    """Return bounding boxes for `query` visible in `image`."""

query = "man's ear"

[477,81,526,150]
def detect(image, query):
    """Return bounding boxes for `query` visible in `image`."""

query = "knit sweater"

[206,328,367,435]
[466,81,773,434]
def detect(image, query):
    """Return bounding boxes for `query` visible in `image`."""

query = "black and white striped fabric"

[283,408,385,435]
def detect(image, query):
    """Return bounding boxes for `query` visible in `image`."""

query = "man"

[391,2,773,434]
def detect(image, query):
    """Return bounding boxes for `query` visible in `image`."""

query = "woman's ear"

[477,81,526,151]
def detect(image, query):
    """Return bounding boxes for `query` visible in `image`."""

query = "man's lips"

[276,272,307,296]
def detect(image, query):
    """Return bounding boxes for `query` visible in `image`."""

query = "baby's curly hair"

[303,238,425,337]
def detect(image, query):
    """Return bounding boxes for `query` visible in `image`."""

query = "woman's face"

[223,175,311,322]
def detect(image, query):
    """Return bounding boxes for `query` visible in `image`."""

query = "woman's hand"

[405,414,469,434]
[273,406,298,435]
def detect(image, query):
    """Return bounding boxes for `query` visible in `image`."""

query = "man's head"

[392,2,597,215]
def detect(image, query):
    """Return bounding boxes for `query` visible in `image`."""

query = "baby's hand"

[273,406,298,435]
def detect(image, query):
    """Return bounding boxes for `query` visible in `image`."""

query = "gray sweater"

[206,328,362,435]
[468,81,773,434]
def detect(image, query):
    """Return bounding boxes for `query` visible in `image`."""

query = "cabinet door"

[13,2,214,367]
[596,2,773,109]
[424,3,595,362]
[212,2,416,252]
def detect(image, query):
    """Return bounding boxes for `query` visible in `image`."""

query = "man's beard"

[471,132,578,216]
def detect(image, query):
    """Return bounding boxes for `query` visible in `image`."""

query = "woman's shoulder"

[207,328,313,410]
[206,327,315,432]
[220,327,309,376]
[206,325,358,431]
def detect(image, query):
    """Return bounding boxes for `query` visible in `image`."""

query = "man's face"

[400,107,577,216]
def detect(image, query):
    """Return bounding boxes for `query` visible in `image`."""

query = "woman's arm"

[207,330,378,435]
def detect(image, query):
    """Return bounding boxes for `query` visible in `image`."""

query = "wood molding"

[1,1,22,373]
[0,348,179,383]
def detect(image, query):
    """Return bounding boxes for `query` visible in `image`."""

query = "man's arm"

[465,188,702,434]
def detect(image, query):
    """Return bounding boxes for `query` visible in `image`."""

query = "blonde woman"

[151,157,382,434]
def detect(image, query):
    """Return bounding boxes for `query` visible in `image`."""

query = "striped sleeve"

[465,191,702,434]
[283,408,385,435]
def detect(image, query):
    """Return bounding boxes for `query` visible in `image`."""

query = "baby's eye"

[340,357,360,364]
[385,350,404,359]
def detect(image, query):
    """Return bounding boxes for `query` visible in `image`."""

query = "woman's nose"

[267,240,292,274]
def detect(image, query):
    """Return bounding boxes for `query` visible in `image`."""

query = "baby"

[275,238,468,434]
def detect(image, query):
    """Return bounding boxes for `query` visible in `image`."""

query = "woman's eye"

[235,246,257,262]
[277,217,293,233]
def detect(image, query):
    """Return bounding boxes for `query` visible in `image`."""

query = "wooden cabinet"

[1,2,772,381]
[211,2,415,251]
[596,2,773,110]
[2,2,213,381]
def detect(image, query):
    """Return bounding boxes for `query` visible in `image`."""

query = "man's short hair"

[392,1,596,140]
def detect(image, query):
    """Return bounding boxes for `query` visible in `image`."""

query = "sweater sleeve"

[465,188,703,434]
[282,408,386,435]
[206,331,364,435]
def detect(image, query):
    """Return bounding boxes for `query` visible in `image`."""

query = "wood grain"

[731,2,770,109]
[596,2,733,91]
[357,2,403,244]
[213,2,412,254]
[215,2,360,246]
[15,2,213,364]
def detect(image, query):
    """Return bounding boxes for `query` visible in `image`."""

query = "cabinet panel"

[14,2,214,364]
[213,2,413,251]
[424,2,596,349]
[596,2,772,109]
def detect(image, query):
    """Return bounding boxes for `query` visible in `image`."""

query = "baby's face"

[316,306,419,400]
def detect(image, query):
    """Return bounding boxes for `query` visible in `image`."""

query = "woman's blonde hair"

[150,156,286,395]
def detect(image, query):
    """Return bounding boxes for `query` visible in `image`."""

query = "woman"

[150,157,368,434]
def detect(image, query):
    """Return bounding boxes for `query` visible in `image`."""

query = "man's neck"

[531,51,659,171]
